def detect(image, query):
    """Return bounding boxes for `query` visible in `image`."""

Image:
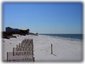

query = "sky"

[3,2,83,34]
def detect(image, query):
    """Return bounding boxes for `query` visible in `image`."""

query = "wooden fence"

[7,39,35,62]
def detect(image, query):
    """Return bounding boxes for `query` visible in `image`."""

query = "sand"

[2,35,83,62]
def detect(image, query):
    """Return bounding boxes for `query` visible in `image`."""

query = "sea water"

[40,34,83,40]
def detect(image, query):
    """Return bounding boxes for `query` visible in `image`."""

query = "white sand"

[2,35,83,62]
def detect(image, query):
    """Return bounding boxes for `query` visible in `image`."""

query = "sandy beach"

[2,35,83,62]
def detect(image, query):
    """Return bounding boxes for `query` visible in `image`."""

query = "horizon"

[3,2,83,34]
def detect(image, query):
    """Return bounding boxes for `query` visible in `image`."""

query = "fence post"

[31,39,34,61]
[51,44,53,54]
[7,52,8,61]
[13,47,14,56]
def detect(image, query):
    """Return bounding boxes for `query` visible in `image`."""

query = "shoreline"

[39,35,82,43]
[40,34,82,41]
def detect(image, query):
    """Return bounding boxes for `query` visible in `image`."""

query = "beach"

[2,35,83,62]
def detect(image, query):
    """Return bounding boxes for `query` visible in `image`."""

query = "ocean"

[40,34,83,40]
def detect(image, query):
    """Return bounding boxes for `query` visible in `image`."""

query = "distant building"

[6,27,13,32]
[2,27,30,39]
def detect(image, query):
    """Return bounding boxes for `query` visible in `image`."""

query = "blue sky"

[3,2,83,34]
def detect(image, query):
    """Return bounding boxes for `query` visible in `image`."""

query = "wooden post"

[13,47,14,56]
[7,52,8,61]
[31,39,33,55]
[33,57,35,62]
[51,44,53,54]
